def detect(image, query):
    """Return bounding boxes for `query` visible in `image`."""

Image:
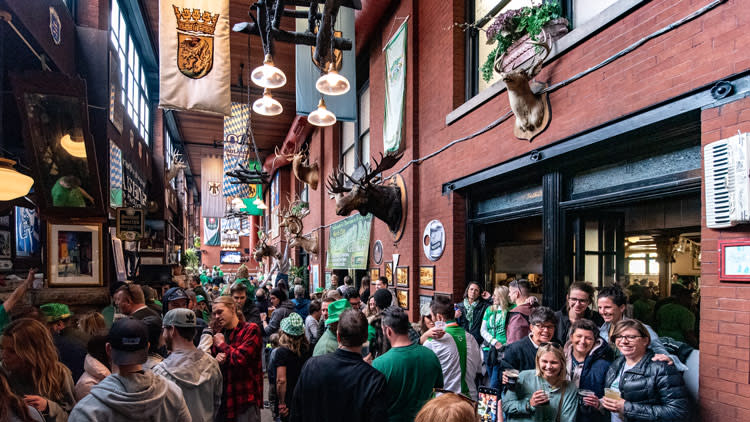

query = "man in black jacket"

[455,281,491,347]
[500,306,560,387]
[291,308,388,422]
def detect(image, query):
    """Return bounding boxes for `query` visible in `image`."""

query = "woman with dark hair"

[1,318,76,422]
[555,281,604,344]
[262,287,296,336]
[564,319,612,422]
[74,333,111,400]
[455,281,491,347]
[602,320,688,422]
[0,370,44,422]
[272,313,311,421]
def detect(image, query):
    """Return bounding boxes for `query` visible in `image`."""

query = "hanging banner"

[201,154,224,217]
[326,214,373,269]
[221,217,240,248]
[295,7,356,121]
[240,166,264,216]
[203,217,220,246]
[158,0,231,116]
[223,102,250,198]
[383,19,408,153]
[109,141,123,208]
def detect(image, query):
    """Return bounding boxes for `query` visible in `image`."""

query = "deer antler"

[526,29,551,78]
[326,169,353,195]
[362,151,404,185]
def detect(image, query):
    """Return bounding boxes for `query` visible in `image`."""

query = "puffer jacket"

[75,354,111,400]
[604,350,689,422]
[565,339,612,422]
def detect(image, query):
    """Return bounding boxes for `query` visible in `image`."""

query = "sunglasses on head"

[539,342,563,350]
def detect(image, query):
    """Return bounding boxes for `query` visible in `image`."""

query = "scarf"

[463,298,478,327]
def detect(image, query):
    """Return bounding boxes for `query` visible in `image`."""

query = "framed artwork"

[0,231,10,259]
[372,240,383,264]
[369,268,380,282]
[396,289,409,310]
[385,261,393,286]
[396,266,409,287]
[718,240,750,282]
[15,207,40,257]
[420,295,432,314]
[692,256,701,271]
[325,271,332,289]
[312,265,320,288]
[47,220,103,286]
[419,265,435,290]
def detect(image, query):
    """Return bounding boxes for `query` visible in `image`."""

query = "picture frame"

[47,220,103,286]
[14,206,40,257]
[0,230,10,259]
[419,265,435,290]
[718,240,750,282]
[396,266,409,287]
[325,271,332,289]
[369,268,380,283]
[396,289,409,310]
[385,261,393,286]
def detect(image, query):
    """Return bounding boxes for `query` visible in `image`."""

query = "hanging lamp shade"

[316,63,350,96]
[0,158,34,201]
[308,98,337,127]
[252,89,283,116]
[60,133,87,158]
[251,54,287,89]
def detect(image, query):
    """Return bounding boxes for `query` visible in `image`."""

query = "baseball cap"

[40,303,72,323]
[315,287,325,293]
[196,295,206,303]
[325,299,351,325]
[108,318,149,366]
[163,308,198,328]
[163,287,189,303]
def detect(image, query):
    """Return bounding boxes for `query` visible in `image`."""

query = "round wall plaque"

[372,240,383,265]
[422,220,445,261]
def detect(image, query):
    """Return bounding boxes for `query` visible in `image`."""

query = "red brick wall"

[700,96,750,422]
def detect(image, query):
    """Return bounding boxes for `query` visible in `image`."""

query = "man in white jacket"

[153,308,223,422]
[69,318,191,421]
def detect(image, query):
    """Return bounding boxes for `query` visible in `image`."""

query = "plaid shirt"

[212,321,263,421]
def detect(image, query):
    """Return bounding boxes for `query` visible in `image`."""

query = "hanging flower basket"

[495,18,569,74]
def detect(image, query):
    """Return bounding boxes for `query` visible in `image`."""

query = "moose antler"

[360,151,405,186]
[326,169,353,195]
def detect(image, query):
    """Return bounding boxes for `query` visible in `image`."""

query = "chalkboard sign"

[116,207,145,241]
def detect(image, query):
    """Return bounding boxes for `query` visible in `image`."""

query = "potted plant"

[480,1,568,83]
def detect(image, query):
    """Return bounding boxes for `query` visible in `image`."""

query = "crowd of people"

[0,265,698,422]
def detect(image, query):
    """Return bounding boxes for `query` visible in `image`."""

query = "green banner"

[383,19,407,153]
[326,213,373,269]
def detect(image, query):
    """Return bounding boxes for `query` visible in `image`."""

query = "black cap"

[108,317,149,365]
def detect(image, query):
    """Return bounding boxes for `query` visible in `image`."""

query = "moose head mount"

[275,145,320,190]
[326,151,406,237]
[495,29,552,142]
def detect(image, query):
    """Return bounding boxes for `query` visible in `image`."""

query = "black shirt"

[269,346,310,409]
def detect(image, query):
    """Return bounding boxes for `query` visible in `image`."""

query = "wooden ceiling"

[141,0,299,186]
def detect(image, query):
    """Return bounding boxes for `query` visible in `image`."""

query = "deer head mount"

[166,153,187,181]
[253,229,280,262]
[495,30,552,142]
[275,145,320,190]
[326,151,405,234]
[278,196,318,255]
[290,232,319,254]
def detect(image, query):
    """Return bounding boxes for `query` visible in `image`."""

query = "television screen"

[220,251,242,264]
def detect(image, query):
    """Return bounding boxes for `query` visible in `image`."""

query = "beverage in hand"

[604,388,621,400]
[504,369,520,389]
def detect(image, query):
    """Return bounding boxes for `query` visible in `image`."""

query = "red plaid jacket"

[212,321,263,421]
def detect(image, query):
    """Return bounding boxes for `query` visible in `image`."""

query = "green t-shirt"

[633,299,655,325]
[656,303,695,342]
[482,306,508,349]
[373,343,444,422]
[0,305,10,334]
[313,328,339,356]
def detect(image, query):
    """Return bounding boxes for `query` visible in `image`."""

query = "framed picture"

[396,289,409,310]
[47,220,103,286]
[419,265,435,290]
[15,207,40,257]
[419,295,432,314]
[369,268,380,282]
[396,266,409,287]
[385,262,393,286]
[312,265,320,289]
[718,240,750,282]
[692,256,701,271]
[325,271,332,289]
[0,231,10,259]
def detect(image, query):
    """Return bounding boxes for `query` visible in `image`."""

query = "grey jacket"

[152,348,223,422]
[68,372,191,421]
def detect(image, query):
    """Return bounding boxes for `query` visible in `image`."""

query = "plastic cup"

[434,320,446,331]
[604,388,621,400]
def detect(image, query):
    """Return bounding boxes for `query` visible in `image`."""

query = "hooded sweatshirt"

[75,354,111,400]
[68,371,191,422]
[264,300,296,336]
[152,348,223,422]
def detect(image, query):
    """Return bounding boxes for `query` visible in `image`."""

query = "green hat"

[325,299,351,325]
[315,287,324,293]
[196,295,206,303]
[40,303,72,323]
[280,313,304,336]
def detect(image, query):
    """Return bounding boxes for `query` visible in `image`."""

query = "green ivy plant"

[480,1,565,82]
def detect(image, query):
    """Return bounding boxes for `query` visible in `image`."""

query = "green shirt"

[313,328,339,356]
[482,306,508,349]
[373,343,444,422]
[0,306,10,334]
[633,299,655,325]
[656,303,695,342]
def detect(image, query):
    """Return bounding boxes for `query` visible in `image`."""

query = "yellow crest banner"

[159,0,231,116]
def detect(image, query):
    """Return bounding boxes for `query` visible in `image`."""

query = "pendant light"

[308,98,336,127]
[316,63,350,96]
[252,89,283,116]
[0,158,34,201]
[60,132,87,158]
[251,54,287,89]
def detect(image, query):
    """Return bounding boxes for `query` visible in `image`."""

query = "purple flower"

[485,8,521,43]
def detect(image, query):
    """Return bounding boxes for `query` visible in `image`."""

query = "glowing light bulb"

[0,158,33,200]
[308,98,337,127]
[316,64,350,96]
[251,54,287,89]
[252,89,283,116]
[60,133,87,158]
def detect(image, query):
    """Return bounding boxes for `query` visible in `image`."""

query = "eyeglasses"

[534,324,555,332]
[433,388,477,413]
[568,298,589,304]
[613,335,644,343]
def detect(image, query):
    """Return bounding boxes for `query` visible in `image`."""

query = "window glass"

[342,122,355,150]
[359,87,370,131]
[573,0,618,28]
[360,131,370,164]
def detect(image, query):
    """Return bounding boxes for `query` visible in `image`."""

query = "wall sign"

[123,160,147,208]
[372,240,383,264]
[719,240,750,282]
[49,7,61,45]
[326,213,373,269]
[116,207,145,241]
[423,219,446,261]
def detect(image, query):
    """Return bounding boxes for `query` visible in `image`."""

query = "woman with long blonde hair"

[0,370,44,422]
[76,311,106,337]
[480,285,513,388]
[1,318,76,421]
